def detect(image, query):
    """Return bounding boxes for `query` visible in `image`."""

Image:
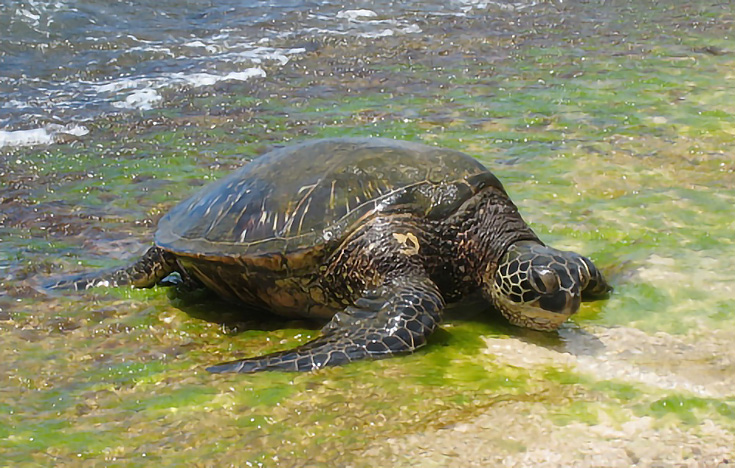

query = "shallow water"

[2,0,735,466]
[0,0,501,146]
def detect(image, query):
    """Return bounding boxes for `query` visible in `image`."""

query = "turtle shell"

[155,138,505,261]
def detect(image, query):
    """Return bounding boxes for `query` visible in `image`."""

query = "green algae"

[642,396,735,428]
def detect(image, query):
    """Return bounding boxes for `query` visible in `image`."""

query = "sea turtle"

[46,138,610,373]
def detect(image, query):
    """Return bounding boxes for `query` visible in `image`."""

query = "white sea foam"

[454,0,540,12]
[0,124,89,148]
[102,67,267,110]
[80,43,294,113]
[170,68,267,88]
[182,40,219,53]
[112,89,162,110]
[94,78,145,94]
[305,13,422,39]
[336,9,378,21]
[360,29,395,39]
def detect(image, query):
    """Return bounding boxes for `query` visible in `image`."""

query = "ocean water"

[0,0,537,147]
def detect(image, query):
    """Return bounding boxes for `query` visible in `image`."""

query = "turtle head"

[483,241,610,331]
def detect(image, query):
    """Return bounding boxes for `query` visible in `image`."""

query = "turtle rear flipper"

[206,276,445,373]
[41,246,177,291]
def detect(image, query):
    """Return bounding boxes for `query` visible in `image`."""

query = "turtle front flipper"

[41,246,177,291]
[206,276,445,373]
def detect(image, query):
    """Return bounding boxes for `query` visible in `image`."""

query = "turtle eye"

[529,268,560,294]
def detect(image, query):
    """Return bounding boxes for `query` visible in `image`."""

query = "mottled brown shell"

[155,138,506,262]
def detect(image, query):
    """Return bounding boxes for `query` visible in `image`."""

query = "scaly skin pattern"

[208,277,444,373]
[488,241,611,331]
[42,246,177,290]
[41,139,611,373]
